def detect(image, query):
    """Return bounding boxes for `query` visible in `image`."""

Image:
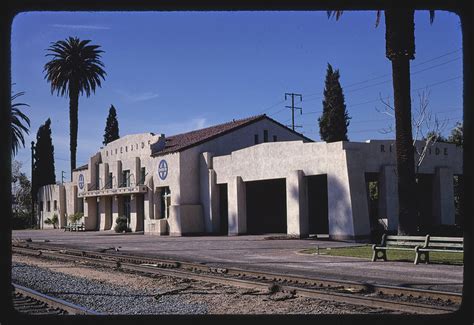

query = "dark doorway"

[246,178,286,234]
[307,175,329,235]
[219,184,228,235]
[365,172,380,231]
[416,174,434,232]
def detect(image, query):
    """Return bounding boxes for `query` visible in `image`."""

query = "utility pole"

[285,93,303,131]
[30,141,35,229]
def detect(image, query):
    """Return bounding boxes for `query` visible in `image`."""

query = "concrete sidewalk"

[12,229,464,293]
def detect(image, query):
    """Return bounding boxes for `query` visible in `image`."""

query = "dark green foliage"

[318,63,351,142]
[447,122,463,147]
[12,161,33,229]
[68,212,83,224]
[114,215,131,233]
[44,37,106,173]
[103,105,120,145]
[423,131,446,143]
[11,90,30,156]
[32,119,56,202]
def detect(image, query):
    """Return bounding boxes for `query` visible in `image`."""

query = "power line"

[256,99,286,115]
[302,57,462,104]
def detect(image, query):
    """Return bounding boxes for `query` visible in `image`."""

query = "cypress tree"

[103,105,120,145]
[318,63,351,142]
[32,119,56,199]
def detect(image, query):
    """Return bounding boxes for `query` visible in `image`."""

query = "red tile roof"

[151,114,312,156]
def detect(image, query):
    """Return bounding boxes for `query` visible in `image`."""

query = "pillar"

[228,176,246,235]
[112,195,120,229]
[286,170,308,238]
[433,167,455,225]
[99,196,112,230]
[378,165,399,231]
[209,169,220,233]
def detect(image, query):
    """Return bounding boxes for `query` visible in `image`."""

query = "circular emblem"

[158,160,168,180]
[78,174,84,190]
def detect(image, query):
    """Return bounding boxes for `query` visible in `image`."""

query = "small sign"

[78,174,84,190]
[158,160,168,180]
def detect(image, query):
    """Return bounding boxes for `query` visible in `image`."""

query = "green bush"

[68,212,83,224]
[12,211,33,229]
[114,215,131,233]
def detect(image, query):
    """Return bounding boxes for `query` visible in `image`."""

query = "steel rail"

[12,283,102,315]
[13,242,462,304]
[12,244,460,314]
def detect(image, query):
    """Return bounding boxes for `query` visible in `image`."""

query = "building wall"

[211,140,462,240]
[37,184,65,229]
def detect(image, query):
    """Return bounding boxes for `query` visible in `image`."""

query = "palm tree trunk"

[392,58,417,235]
[69,84,79,180]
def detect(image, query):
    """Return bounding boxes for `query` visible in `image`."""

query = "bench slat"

[386,235,427,240]
[427,242,463,248]
[386,241,424,246]
[429,236,463,242]
[375,247,415,251]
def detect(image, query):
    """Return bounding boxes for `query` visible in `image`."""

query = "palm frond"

[11,91,31,156]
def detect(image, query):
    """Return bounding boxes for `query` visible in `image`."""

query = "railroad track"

[12,283,101,315]
[12,243,462,315]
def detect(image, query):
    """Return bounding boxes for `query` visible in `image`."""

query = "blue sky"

[11,10,463,180]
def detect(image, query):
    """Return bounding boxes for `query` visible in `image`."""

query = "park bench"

[64,222,85,232]
[372,234,463,265]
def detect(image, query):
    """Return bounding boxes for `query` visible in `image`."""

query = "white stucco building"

[37,115,462,241]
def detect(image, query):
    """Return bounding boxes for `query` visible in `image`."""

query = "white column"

[130,194,138,232]
[228,176,246,235]
[209,169,220,233]
[112,195,120,229]
[378,165,399,231]
[286,170,308,238]
[433,167,455,225]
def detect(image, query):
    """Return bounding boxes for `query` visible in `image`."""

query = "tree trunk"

[392,58,417,235]
[385,9,417,235]
[69,84,79,180]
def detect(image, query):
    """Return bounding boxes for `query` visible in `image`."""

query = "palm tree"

[328,9,435,235]
[11,90,30,156]
[44,37,106,177]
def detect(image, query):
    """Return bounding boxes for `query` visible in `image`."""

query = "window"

[122,170,130,187]
[254,134,259,144]
[39,201,43,212]
[53,200,57,211]
[159,187,171,219]
[77,198,84,213]
[47,201,51,212]
[108,172,113,189]
[273,135,277,142]
[140,167,146,185]
[263,130,268,142]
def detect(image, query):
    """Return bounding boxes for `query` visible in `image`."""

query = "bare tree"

[376,90,448,173]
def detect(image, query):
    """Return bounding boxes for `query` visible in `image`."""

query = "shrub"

[12,211,33,229]
[114,215,131,233]
[68,212,83,224]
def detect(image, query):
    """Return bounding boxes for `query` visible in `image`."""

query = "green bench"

[372,234,463,265]
[64,222,85,232]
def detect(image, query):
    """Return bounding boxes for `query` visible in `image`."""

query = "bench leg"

[372,249,387,262]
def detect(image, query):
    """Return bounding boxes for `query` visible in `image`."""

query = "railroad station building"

[37,114,462,241]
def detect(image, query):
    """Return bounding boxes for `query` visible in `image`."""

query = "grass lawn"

[300,245,463,265]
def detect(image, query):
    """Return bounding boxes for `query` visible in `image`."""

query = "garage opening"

[416,173,434,232]
[218,184,228,235]
[307,175,329,235]
[246,178,286,234]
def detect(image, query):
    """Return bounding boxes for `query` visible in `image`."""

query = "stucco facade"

[36,115,462,241]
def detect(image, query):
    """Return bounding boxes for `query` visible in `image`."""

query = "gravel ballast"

[12,262,208,314]
[12,255,398,315]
